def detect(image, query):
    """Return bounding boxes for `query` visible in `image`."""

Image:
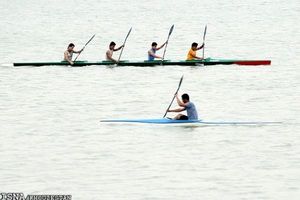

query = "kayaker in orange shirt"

[186,42,204,60]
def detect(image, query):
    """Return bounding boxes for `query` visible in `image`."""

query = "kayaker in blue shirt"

[167,93,198,120]
[148,42,166,61]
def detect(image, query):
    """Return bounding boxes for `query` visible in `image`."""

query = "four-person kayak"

[13,58,271,67]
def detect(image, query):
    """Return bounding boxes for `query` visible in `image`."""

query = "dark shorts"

[178,115,189,120]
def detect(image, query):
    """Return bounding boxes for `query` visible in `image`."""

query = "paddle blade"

[203,25,207,41]
[168,24,175,36]
[202,25,207,58]
[125,27,132,40]
[177,75,184,91]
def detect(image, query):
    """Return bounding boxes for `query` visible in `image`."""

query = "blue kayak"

[101,118,201,124]
[100,118,281,125]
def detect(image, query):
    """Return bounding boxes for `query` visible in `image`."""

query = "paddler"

[167,93,198,120]
[186,42,205,60]
[106,41,124,62]
[64,43,83,65]
[148,42,166,61]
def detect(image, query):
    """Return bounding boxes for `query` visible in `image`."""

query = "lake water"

[0,0,300,199]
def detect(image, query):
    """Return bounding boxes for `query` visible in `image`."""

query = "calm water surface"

[0,0,300,199]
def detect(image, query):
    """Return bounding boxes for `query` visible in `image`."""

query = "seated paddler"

[167,93,198,120]
[106,41,124,63]
[186,42,205,60]
[148,42,166,61]
[64,43,82,65]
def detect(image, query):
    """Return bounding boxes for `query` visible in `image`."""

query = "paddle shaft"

[117,27,132,63]
[163,75,184,118]
[163,89,180,118]
[202,25,207,58]
[162,40,169,61]
[162,25,174,61]
[74,34,96,62]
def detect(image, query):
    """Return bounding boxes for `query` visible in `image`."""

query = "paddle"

[202,25,207,59]
[117,27,132,64]
[73,34,96,62]
[163,75,184,118]
[161,24,175,62]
